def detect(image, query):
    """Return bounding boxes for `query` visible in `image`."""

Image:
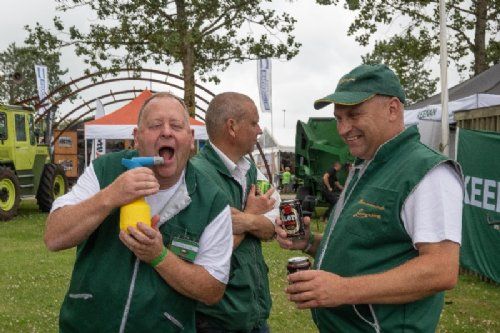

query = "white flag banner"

[257,59,272,113]
[34,65,51,117]
[91,99,106,161]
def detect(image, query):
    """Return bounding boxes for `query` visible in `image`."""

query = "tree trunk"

[175,0,196,117]
[473,0,488,74]
[183,48,196,118]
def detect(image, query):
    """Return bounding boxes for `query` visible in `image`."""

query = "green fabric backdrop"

[457,128,500,283]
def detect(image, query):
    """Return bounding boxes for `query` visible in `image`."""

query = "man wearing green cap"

[275,64,463,332]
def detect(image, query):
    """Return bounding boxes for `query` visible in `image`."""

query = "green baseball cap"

[313,64,406,110]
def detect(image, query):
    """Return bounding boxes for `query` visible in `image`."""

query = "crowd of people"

[45,64,463,332]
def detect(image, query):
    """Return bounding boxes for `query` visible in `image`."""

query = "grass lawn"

[1,200,498,332]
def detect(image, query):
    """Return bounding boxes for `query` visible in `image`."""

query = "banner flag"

[91,99,106,161]
[257,59,272,113]
[457,128,500,283]
[34,64,51,117]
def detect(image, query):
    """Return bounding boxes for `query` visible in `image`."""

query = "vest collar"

[157,162,196,226]
[200,142,233,178]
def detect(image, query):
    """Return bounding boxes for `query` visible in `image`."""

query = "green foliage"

[0,43,69,105]
[26,0,301,114]
[317,0,500,103]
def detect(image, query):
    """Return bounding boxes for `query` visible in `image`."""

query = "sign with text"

[457,128,500,283]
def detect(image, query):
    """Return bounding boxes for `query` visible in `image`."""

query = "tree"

[0,43,69,105]
[28,0,301,116]
[317,0,500,104]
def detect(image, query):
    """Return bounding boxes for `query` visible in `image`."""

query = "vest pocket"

[163,311,185,331]
[344,186,398,240]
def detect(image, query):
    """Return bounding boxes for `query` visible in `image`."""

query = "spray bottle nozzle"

[121,156,164,170]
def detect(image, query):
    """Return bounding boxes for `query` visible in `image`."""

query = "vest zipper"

[119,258,140,333]
[252,241,262,327]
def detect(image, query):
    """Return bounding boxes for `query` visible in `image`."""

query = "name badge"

[170,237,199,262]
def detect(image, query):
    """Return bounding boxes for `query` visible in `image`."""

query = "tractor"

[0,103,68,220]
[294,117,354,211]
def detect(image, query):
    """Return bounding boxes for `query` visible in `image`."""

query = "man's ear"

[388,97,403,122]
[227,118,237,139]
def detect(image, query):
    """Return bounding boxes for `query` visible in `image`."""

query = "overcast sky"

[0,0,460,146]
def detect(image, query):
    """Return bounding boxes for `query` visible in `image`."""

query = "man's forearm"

[342,242,460,304]
[302,233,322,257]
[44,188,116,251]
[245,214,276,240]
[155,252,225,305]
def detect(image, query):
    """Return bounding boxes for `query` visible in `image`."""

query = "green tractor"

[0,104,68,220]
[295,117,353,208]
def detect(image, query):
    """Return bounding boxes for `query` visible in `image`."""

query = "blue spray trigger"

[121,156,164,170]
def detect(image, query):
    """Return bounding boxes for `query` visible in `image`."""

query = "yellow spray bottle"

[120,156,164,232]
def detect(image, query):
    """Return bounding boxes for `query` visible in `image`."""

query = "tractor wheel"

[0,167,21,221]
[36,164,68,212]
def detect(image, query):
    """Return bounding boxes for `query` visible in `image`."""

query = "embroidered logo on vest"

[353,208,381,220]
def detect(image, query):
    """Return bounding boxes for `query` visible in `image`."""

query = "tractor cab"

[0,104,68,220]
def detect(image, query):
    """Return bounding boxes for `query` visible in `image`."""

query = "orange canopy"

[85,90,207,139]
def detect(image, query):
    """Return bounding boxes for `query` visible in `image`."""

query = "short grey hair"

[137,92,189,127]
[205,92,254,140]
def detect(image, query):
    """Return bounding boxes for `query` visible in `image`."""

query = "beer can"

[280,199,305,239]
[256,180,270,194]
[287,256,311,275]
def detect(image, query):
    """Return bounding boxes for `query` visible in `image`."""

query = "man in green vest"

[192,92,280,333]
[44,92,233,332]
[275,64,463,332]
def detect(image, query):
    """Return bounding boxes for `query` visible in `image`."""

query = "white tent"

[404,93,500,126]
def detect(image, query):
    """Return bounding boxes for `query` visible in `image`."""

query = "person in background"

[281,166,293,194]
[322,161,344,220]
[275,64,463,332]
[192,92,280,333]
[44,92,233,332]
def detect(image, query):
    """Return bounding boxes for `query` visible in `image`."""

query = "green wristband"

[150,247,168,268]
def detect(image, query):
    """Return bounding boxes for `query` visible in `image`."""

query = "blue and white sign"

[34,64,51,117]
[257,59,272,113]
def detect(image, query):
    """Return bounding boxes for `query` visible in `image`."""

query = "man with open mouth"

[44,92,233,332]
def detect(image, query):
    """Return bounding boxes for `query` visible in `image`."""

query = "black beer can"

[287,256,311,275]
[280,199,305,239]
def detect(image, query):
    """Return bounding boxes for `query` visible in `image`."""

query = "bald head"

[205,92,255,141]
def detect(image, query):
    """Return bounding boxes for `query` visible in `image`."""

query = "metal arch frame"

[53,89,209,144]
[16,68,215,111]
[17,67,274,182]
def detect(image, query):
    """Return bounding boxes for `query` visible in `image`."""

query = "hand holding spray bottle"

[119,156,164,232]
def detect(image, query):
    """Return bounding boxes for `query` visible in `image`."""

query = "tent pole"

[439,0,449,156]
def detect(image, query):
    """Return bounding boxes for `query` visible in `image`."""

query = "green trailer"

[295,117,353,206]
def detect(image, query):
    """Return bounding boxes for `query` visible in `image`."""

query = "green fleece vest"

[59,150,228,333]
[191,143,271,332]
[313,126,457,333]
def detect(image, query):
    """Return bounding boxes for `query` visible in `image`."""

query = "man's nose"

[160,124,173,137]
[336,120,351,137]
[257,124,263,135]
